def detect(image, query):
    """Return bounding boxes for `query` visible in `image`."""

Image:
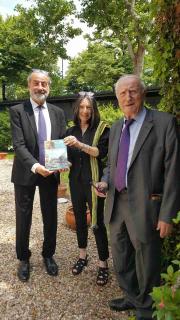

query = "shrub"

[98,103,122,126]
[0,108,12,151]
[161,223,180,272]
[151,212,180,320]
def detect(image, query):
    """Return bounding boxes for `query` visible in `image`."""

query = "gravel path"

[0,160,131,320]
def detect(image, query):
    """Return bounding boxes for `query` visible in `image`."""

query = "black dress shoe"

[109,297,135,311]
[17,260,30,282]
[44,257,58,276]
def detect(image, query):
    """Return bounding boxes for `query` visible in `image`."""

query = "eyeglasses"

[78,91,94,98]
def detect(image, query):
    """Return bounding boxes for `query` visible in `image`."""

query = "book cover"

[44,139,69,171]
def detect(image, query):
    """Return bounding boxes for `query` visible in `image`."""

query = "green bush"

[151,212,180,320]
[161,223,180,272]
[99,103,122,126]
[0,108,12,151]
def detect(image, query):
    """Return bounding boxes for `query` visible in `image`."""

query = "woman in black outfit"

[64,92,109,286]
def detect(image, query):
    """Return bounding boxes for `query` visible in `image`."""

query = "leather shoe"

[109,297,135,311]
[17,260,30,282]
[44,257,58,276]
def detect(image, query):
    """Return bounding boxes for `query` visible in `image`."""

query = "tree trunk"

[133,45,145,76]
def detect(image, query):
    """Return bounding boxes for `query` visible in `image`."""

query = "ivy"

[152,1,180,118]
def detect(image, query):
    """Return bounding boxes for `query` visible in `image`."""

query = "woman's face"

[78,98,92,124]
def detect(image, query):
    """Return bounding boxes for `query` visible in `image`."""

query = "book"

[44,139,69,171]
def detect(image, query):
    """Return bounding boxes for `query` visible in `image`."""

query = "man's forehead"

[119,82,140,91]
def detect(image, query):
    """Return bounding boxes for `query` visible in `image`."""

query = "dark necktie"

[115,119,134,192]
[38,106,47,166]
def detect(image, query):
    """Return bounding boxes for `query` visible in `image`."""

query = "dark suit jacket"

[102,108,180,242]
[9,100,66,186]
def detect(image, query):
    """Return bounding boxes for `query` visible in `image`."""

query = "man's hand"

[156,220,173,238]
[92,182,108,198]
[35,165,54,177]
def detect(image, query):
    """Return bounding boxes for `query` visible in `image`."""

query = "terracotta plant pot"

[65,205,91,231]
[57,183,68,198]
[0,152,8,160]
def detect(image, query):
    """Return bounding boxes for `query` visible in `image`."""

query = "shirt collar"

[30,97,47,111]
[124,107,146,125]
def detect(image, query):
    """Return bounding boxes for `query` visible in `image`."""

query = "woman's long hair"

[73,93,100,129]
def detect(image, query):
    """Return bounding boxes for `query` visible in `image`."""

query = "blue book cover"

[44,139,68,170]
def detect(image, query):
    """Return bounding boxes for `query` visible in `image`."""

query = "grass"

[7,153,14,159]
[60,171,69,186]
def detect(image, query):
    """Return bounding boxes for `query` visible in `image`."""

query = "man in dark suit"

[9,69,66,282]
[96,75,180,320]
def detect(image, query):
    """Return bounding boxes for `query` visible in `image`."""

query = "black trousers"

[14,175,58,261]
[109,191,161,319]
[70,177,109,261]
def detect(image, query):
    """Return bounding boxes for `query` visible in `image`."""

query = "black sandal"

[96,267,109,286]
[72,256,88,275]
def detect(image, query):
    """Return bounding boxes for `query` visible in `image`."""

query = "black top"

[66,124,109,183]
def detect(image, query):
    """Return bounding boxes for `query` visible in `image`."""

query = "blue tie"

[38,106,47,166]
[115,119,134,192]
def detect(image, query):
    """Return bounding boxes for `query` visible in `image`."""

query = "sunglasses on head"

[78,91,94,98]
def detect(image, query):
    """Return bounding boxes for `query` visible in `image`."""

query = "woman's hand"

[64,136,81,148]
[64,136,99,157]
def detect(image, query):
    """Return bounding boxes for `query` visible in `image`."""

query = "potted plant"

[65,205,91,231]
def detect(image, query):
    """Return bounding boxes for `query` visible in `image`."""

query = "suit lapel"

[112,119,124,166]
[24,100,38,140]
[129,109,154,169]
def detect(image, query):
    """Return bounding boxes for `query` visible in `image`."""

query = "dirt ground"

[0,159,133,320]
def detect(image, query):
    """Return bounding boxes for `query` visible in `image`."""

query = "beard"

[30,91,49,104]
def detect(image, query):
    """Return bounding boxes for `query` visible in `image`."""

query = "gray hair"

[27,69,51,85]
[115,74,146,97]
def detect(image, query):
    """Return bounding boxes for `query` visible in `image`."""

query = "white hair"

[115,74,146,97]
[27,69,51,85]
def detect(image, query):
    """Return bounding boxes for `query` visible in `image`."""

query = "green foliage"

[60,171,69,185]
[0,0,80,99]
[65,42,133,92]
[79,0,153,75]
[151,1,180,116]
[0,109,12,151]
[161,223,180,271]
[99,103,122,126]
[151,212,180,320]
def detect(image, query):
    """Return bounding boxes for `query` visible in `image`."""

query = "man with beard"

[9,69,66,281]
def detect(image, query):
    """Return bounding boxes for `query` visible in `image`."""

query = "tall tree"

[0,0,80,99]
[79,0,152,75]
[65,42,133,92]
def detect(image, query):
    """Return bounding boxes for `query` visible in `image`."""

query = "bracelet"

[80,143,90,153]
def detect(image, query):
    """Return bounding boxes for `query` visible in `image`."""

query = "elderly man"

[96,75,180,320]
[9,69,66,281]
